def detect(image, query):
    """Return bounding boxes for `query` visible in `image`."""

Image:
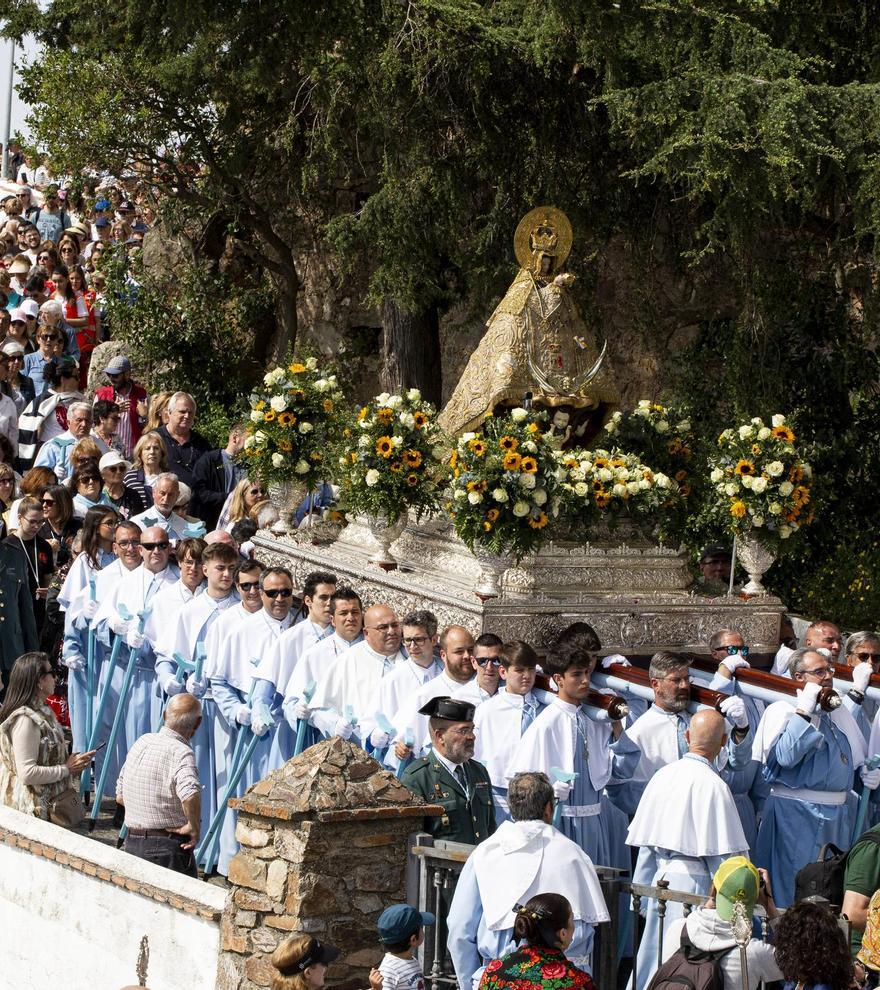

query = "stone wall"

[219,737,441,990]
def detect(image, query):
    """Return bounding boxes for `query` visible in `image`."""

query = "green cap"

[713,855,759,922]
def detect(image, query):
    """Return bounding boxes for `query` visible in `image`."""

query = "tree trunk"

[380,297,442,405]
[270,266,300,362]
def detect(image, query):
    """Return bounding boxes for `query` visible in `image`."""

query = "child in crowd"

[473,641,545,823]
[270,936,383,990]
[377,904,437,990]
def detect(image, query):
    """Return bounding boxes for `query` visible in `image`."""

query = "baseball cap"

[378,904,436,944]
[700,543,731,563]
[118,199,136,212]
[281,938,340,974]
[19,298,40,319]
[713,856,760,922]
[104,355,131,375]
[95,217,111,229]
[1,341,25,357]
[99,451,132,472]
[9,307,26,323]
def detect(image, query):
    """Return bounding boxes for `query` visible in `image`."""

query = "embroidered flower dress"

[478,945,593,990]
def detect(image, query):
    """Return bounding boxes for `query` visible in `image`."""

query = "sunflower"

[563,457,578,469]
[772,425,796,443]
[792,485,810,507]
[789,464,804,483]
[289,388,305,399]
[675,469,688,482]
[751,443,762,456]
[403,449,423,468]
[467,479,488,493]
[731,500,747,518]
[528,511,549,529]
[310,451,323,461]
[278,411,296,427]
[406,472,419,486]
[592,479,605,491]
[502,452,522,471]
[322,399,334,413]
[390,461,402,473]
[610,457,625,468]
[499,435,519,452]
[486,508,500,522]
[520,456,538,474]
[375,436,394,457]
[526,422,539,434]
[642,469,654,482]
[289,362,306,373]
[594,490,611,508]
[467,438,487,457]
[449,450,458,469]
[734,459,755,476]
[263,409,276,422]
[376,407,394,423]
[254,400,266,411]
[414,411,429,428]
[593,457,609,469]
[357,406,369,422]
[667,439,682,455]
[784,507,801,522]
[278,439,292,453]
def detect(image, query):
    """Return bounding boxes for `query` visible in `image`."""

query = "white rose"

[778,481,794,496]
[269,395,287,412]
[637,399,651,408]
[461,432,476,443]
[751,417,763,426]
[725,483,739,496]
[751,477,768,493]
[305,357,318,370]
[638,479,651,490]
[250,410,264,423]
[655,420,669,433]
[612,483,628,497]
[386,395,403,409]
[519,473,537,490]
[598,468,613,482]
[314,378,329,393]
[553,467,568,483]
[365,469,380,487]
[626,481,641,494]
[453,488,467,500]
[574,482,589,496]
[772,414,785,427]
[740,475,753,489]
[391,435,403,448]
[710,468,723,483]
[298,421,313,434]
[263,372,274,387]
[616,468,629,481]
[533,488,548,505]
[244,435,256,449]
[512,500,530,517]
[510,408,528,422]
[768,502,783,515]
[271,453,284,468]
[779,525,792,539]
[766,461,784,476]
[523,440,538,453]
[406,388,421,403]
[655,473,671,489]
[758,427,772,440]
[753,514,765,527]
[254,431,268,444]
[294,459,310,475]
[376,392,391,405]
[467,491,483,505]
[738,425,754,439]
[492,488,508,503]
[633,407,651,418]
[399,412,415,429]
[677,420,691,432]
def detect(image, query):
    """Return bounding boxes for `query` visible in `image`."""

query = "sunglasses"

[0,477,14,485]
[40,497,54,503]
[8,354,22,362]
[249,488,265,496]
[141,541,170,551]
[715,645,750,657]
[237,580,260,592]
[476,657,502,668]
[104,464,125,472]
[854,652,880,663]
[38,335,61,343]
[263,588,293,599]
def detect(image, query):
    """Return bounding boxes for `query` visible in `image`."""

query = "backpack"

[646,928,735,990]
[794,833,880,906]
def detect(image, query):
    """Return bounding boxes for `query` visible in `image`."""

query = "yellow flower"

[350,452,358,463]
[502,452,522,471]
[528,511,549,529]
[263,409,276,422]
[390,461,402,473]
[357,406,368,422]
[278,439,292,453]
[323,399,334,413]
[414,411,429,428]
[468,438,487,457]
[483,521,493,532]
[734,459,755,476]
[667,439,682,455]
[376,436,394,457]
[288,388,305,399]
[289,363,306,373]
[486,508,500,522]
[610,457,625,468]
[254,400,266,411]
[526,422,539,434]
[406,472,419,486]
[593,456,609,469]
[310,451,322,461]
[467,479,487,493]
[731,500,747,518]
[376,407,394,423]
[772,425,796,443]
[403,449,423,468]
[520,456,538,474]
[790,464,804,483]
[449,450,458,469]
[792,485,810,507]
[278,411,296,427]
[751,443,762,455]
[499,435,518,452]
[594,490,610,508]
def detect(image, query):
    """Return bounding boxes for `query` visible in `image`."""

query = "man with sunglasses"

[753,647,877,906]
[841,631,880,742]
[310,603,405,747]
[452,633,503,707]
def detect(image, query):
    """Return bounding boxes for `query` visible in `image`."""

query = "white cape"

[752,698,866,766]
[627,754,747,858]
[207,608,293,693]
[473,819,609,930]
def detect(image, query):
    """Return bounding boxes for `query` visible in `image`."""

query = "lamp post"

[1,40,15,180]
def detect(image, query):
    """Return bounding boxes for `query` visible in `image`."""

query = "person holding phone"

[0,651,94,822]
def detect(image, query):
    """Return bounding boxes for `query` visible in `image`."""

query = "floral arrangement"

[335,389,448,523]
[242,357,344,485]
[708,414,814,546]
[448,407,564,559]
[604,400,696,497]
[555,447,679,533]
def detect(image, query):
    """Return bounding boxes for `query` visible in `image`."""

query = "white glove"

[552,779,573,802]
[370,728,393,749]
[126,627,145,650]
[186,675,208,699]
[292,699,310,721]
[160,676,186,696]
[334,716,355,740]
[83,600,99,621]
[853,662,874,694]
[63,653,85,672]
[109,613,130,636]
[862,766,880,791]
[251,704,273,737]
[235,705,252,726]
[54,462,66,481]
[721,654,750,674]
[602,654,630,669]
[719,695,749,730]
[796,680,822,715]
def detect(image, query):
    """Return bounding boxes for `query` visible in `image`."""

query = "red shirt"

[94,381,148,458]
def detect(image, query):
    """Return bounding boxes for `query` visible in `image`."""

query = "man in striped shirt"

[116,693,202,877]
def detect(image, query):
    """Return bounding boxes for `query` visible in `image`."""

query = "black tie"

[454,764,467,794]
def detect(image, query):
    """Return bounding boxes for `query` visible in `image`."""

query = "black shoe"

[112,804,125,829]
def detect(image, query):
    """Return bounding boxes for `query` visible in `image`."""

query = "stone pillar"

[216,738,440,990]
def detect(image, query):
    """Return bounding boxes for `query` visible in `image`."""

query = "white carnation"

[467,491,483,505]
[753,515,765,527]
[533,488,548,505]
[298,421,313,434]
[655,420,669,433]
[766,461,784,476]
[510,408,528,422]
[612,483,628,497]
[376,392,391,405]
[772,414,786,427]
[387,395,402,409]
[710,468,723,483]
[725,483,738,496]
[758,427,772,440]
[391,435,403,448]
[314,378,329,393]
[655,473,671,489]
[271,453,284,468]
[768,502,783,515]
[740,475,753,489]
[453,488,466,500]
[512,500,530,517]
[523,440,538,454]
[626,481,641,494]
[751,477,768,494]
[492,488,508,503]
[399,412,415,429]
[598,468,613,482]
[365,469,380,487]
[751,417,763,426]
[738,425,754,439]
[406,388,422,403]
[250,410,264,423]
[294,459,310,475]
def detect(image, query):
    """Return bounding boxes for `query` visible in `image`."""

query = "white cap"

[99,451,132,472]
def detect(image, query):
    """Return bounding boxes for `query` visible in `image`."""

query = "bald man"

[308,603,406,745]
[116,694,202,877]
[627,709,748,990]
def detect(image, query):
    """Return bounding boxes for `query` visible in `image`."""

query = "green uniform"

[0,542,38,679]
[401,755,496,845]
